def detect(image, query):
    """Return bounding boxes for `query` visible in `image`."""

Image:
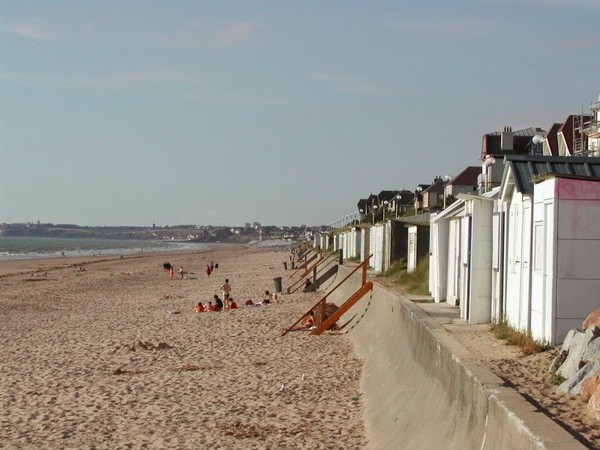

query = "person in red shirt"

[195,302,205,313]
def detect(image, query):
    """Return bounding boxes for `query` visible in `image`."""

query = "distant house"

[414,183,431,212]
[541,123,562,156]
[556,115,592,157]
[377,189,414,218]
[420,178,445,212]
[445,167,480,203]
[480,126,545,193]
[582,95,600,157]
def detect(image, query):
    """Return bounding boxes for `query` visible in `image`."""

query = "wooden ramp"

[286,251,338,294]
[282,254,372,336]
[310,281,373,335]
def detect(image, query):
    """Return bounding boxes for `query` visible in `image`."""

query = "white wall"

[533,177,600,345]
[503,192,533,334]
[370,224,385,272]
[532,180,555,344]
[430,215,450,303]
[464,198,493,324]
[446,218,461,306]
[407,226,418,273]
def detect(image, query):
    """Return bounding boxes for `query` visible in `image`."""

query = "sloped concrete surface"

[330,266,587,450]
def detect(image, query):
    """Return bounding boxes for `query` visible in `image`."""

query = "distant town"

[0,222,322,244]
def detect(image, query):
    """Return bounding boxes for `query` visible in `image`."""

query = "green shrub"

[394,257,429,295]
[550,373,566,386]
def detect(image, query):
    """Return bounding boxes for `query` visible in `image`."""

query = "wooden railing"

[282,255,372,336]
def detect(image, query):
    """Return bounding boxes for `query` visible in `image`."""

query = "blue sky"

[1,1,599,227]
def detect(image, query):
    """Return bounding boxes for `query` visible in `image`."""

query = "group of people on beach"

[163,260,219,280]
[194,285,277,314]
[205,260,218,277]
[160,260,280,315]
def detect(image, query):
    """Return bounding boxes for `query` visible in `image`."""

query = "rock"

[587,384,600,421]
[557,328,599,379]
[561,328,578,352]
[549,350,568,373]
[558,362,600,395]
[583,309,600,330]
[581,368,600,400]
[583,330,600,363]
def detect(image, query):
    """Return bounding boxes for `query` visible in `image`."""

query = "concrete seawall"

[329,265,587,450]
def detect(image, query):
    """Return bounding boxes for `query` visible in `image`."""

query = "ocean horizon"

[0,236,209,261]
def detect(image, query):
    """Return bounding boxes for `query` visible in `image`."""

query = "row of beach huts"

[315,95,600,346]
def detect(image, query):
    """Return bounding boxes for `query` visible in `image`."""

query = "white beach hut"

[532,175,600,345]
[370,223,386,272]
[499,155,600,343]
[429,189,497,323]
[429,199,465,304]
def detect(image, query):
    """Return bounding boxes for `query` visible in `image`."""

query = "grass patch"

[490,319,510,340]
[550,373,566,386]
[381,257,429,295]
[381,260,407,280]
[490,319,551,356]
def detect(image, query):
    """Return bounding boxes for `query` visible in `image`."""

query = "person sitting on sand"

[263,290,272,304]
[195,302,205,313]
[303,311,316,328]
[289,310,316,332]
[303,278,313,292]
[213,295,223,311]
[207,301,213,312]
[229,298,238,309]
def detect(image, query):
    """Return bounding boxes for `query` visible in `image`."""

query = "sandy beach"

[0,246,367,449]
[2,245,599,449]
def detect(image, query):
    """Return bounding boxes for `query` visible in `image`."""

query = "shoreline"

[0,243,249,278]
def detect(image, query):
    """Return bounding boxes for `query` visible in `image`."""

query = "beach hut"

[531,174,600,345]
[499,155,600,342]
[456,191,496,324]
[370,223,386,272]
[406,222,430,274]
[429,189,497,324]
[429,199,465,304]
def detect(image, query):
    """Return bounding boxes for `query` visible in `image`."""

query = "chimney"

[501,126,513,151]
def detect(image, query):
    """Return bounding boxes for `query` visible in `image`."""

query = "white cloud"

[2,19,63,42]
[215,20,260,45]
[160,19,260,47]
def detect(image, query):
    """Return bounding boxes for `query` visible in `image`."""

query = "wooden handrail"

[311,282,373,335]
[281,254,372,336]
[314,254,372,306]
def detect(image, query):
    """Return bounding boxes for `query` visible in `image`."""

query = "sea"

[0,236,209,261]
